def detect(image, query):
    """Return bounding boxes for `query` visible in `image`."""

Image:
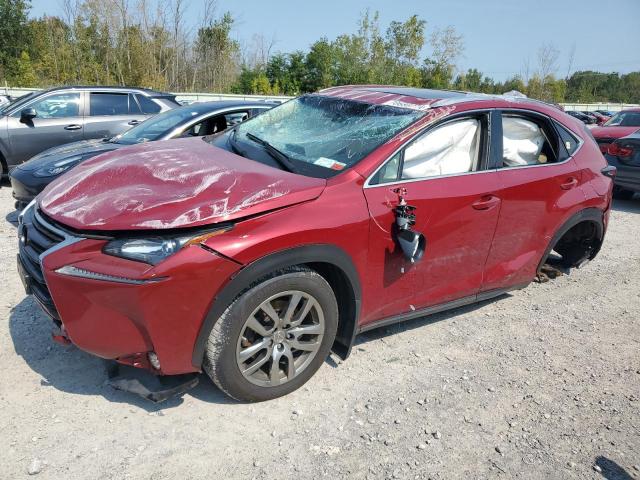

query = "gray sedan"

[10,100,275,208]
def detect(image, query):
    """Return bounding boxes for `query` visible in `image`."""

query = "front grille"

[18,207,66,320]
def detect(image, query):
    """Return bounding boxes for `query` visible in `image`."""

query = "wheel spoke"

[269,347,284,386]
[288,337,321,353]
[242,348,272,375]
[282,293,303,325]
[260,301,281,326]
[288,323,323,337]
[238,337,270,362]
[290,298,316,327]
[245,315,273,337]
[282,344,296,380]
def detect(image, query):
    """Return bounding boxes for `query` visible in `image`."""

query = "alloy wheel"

[235,290,325,387]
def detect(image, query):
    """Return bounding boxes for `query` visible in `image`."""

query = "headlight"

[103,228,230,265]
[33,155,83,177]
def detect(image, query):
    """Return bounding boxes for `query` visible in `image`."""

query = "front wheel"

[203,267,338,402]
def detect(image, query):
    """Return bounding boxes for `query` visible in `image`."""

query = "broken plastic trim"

[55,265,167,285]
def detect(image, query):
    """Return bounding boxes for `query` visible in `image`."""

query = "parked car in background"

[591,108,640,154]
[9,100,275,209]
[0,86,179,174]
[583,111,608,125]
[17,86,613,402]
[567,110,595,124]
[594,110,614,118]
[604,131,640,199]
[0,94,11,108]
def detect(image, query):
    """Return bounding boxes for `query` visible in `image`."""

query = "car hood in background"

[39,137,326,231]
[17,138,124,171]
[590,125,640,140]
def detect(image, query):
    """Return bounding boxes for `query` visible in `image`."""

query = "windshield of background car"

[116,107,205,144]
[234,95,424,175]
[604,111,640,127]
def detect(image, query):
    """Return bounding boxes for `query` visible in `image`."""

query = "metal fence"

[2,87,637,112]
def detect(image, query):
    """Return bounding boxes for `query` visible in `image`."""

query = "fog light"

[148,352,161,370]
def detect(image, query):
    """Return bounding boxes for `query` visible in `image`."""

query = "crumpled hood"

[18,138,122,171]
[39,137,326,231]
[591,125,640,140]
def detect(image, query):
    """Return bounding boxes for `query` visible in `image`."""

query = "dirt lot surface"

[0,184,638,480]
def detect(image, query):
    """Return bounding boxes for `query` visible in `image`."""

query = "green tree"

[0,0,31,83]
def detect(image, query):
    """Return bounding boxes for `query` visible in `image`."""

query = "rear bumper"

[17,206,241,375]
[605,155,640,192]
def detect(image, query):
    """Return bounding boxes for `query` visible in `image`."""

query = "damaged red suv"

[17,86,614,402]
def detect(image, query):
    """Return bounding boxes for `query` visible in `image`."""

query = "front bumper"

[17,205,241,375]
[10,167,51,205]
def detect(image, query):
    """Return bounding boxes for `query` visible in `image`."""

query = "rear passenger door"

[83,92,144,140]
[481,110,583,292]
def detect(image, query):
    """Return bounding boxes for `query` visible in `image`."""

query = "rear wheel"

[203,267,338,402]
[613,186,635,200]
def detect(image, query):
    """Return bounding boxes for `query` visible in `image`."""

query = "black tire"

[203,267,338,402]
[612,187,635,200]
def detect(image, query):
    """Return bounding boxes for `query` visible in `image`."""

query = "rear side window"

[128,93,142,114]
[555,123,580,157]
[90,93,130,116]
[500,114,560,167]
[136,94,161,114]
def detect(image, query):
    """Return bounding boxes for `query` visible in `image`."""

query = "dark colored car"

[594,110,613,118]
[591,108,640,154]
[9,100,274,209]
[17,86,613,402]
[604,131,640,199]
[582,111,608,125]
[0,86,179,174]
[567,110,595,124]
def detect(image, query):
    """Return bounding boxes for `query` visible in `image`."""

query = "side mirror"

[397,229,426,263]
[20,108,37,122]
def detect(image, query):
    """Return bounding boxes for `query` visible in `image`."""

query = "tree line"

[1,0,638,104]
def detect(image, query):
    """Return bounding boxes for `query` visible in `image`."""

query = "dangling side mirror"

[20,108,37,123]
[397,228,426,263]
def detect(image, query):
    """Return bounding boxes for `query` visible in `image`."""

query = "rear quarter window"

[136,94,161,114]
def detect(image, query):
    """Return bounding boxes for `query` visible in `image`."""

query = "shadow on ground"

[594,456,634,480]
[9,296,236,411]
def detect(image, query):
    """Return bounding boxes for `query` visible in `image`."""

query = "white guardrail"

[1,87,638,111]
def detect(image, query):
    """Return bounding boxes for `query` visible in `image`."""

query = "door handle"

[128,120,140,126]
[560,177,578,190]
[64,124,82,131]
[472,195,500,211]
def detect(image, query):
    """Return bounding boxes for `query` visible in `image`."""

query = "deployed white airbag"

[402,119,479,179]
[502,117,545,166]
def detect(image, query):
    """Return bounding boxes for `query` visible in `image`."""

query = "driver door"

[361,111,502,325]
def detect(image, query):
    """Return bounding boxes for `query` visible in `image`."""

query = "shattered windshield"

[232,95,424,175]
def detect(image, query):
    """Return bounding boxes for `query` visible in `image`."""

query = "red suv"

[17,86,614,402]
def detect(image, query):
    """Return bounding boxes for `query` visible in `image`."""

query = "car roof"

[170,100,276,114]
[318,85,559,112]
[36,85,174,97]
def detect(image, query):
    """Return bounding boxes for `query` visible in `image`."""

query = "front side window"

[29,93,80,118]
[401,119,480,179]
[116,107,205,145]
[233,95,424,176]
[90,93,129,116]
[501,115,559,167]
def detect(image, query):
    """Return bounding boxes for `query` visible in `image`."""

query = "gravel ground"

[0,183,638,480]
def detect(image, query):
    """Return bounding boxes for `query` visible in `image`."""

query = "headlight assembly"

[102,227,230,265]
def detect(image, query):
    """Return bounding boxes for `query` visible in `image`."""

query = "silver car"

[0,86,179,174]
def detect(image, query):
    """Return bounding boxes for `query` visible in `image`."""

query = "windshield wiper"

[245,132,297,173]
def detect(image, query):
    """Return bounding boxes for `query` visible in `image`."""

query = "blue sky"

[29,0,640,81]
